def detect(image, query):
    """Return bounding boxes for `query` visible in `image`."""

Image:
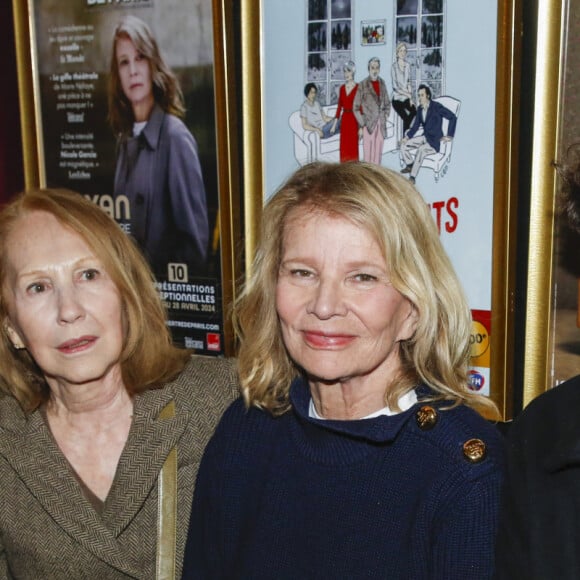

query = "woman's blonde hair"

[0,189,190,413]
[108,14,185,136]
[234,161,497,418]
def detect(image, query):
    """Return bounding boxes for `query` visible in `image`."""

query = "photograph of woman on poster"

[108,14,209,280]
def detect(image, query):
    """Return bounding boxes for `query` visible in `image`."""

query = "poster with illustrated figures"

[23,0,225,355]
[260,0,512,398]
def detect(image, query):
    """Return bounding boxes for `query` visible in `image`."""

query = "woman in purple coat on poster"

[108,15,209,280]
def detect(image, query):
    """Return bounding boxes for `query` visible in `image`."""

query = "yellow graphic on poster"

[470,320,490,367]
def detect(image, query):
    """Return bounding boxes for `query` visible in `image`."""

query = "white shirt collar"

[132,121,147,137]
[309,389,418,420]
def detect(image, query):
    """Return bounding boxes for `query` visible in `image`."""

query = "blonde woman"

[183,162,504,579]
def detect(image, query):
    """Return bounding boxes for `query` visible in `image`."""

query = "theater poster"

[13,0,240,356]
[240,0,520,418]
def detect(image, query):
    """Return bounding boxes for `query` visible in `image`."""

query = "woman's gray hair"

[343,60,356,74]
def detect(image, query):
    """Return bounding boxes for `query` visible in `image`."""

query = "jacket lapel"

[368,79,380,105]
[103,386,189,535]
[0,385,189,577]
[0,411,141,577]
[142,104,164,151]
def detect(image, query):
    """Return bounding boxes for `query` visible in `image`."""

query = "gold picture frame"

[241,0,521,419]
[523,0,580,406]
[12,0,241,356]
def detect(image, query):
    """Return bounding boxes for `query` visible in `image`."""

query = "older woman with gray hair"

[331,60,359,161]
[183,161,504,579]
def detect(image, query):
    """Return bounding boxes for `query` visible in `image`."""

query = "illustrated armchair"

[288,105,340,165]
[404,95,461,181]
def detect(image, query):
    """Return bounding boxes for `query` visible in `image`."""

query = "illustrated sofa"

[288,104,399,166]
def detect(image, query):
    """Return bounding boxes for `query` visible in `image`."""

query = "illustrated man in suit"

[353,57,391,165]
[400,84,457,183]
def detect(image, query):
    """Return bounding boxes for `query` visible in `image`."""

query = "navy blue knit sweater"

[183,378,504,579]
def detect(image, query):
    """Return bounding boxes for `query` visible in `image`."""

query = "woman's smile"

[302,330,356,349]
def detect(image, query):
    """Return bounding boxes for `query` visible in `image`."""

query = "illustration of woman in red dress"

[332,61,359,162]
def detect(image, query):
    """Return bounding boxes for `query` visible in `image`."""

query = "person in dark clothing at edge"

[495,150,580,580]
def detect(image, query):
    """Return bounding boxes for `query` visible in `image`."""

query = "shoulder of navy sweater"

[408,401,506,478]
[212,397,277,439]
[200,397,284,467]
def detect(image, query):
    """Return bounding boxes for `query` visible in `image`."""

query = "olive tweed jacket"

[0,355,239,579]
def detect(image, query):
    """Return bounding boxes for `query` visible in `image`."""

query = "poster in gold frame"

[12,0,241,356]
[241,0,521,420]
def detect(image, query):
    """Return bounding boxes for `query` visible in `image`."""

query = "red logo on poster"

[207,333,221,351]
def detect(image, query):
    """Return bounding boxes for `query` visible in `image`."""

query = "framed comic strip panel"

[524,0,580,406]
[12,0,240,356]
[241,0,521,420]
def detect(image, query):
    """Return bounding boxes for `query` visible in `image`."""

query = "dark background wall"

[0,1,24,202]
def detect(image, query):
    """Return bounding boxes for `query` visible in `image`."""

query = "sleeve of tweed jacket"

[0,534,8,579]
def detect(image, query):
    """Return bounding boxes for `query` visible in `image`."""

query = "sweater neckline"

[287,377,421,465]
